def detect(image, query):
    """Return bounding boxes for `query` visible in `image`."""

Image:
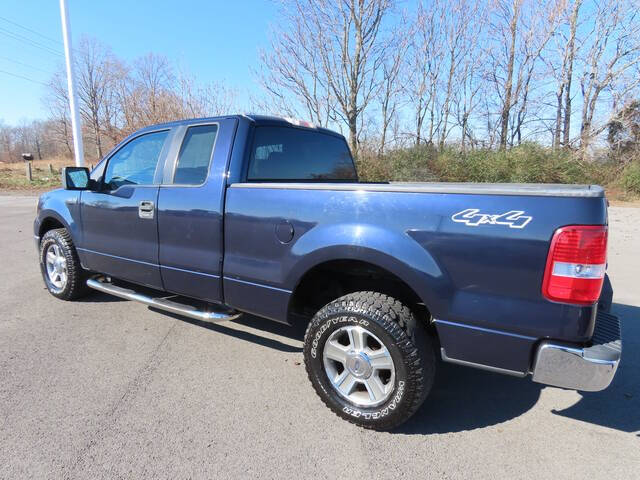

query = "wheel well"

[288,259,430,325]
[39,217,65,237]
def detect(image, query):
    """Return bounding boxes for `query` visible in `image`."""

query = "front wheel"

[303,292,436,431]
[39,228,89,301]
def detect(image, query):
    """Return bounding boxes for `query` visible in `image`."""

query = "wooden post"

[49,163,54,174]
[26,161,33,182]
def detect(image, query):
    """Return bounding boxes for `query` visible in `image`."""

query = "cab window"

[247,127,357,182]
[103,130,169,189]
[173,124,218,185]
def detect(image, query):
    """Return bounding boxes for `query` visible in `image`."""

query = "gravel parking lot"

[1,194,638,479]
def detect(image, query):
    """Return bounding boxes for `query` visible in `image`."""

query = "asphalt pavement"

[1,194,638,479]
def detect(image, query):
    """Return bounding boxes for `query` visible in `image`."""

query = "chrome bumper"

[532,311,621,392]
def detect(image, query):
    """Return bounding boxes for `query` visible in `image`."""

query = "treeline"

[1,36,237,163]
[1,0,640,194]
[259,0,640,160]
[0,119,57,163]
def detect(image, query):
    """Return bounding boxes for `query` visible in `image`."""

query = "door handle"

[138,201,155,219]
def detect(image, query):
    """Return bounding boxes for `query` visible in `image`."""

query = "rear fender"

[286,223,452,316]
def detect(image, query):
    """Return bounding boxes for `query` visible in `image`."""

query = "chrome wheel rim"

[45,244,67,290]
[322,325,396,408]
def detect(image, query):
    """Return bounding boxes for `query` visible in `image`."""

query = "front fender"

[286,223,452,317]
[35,189,82,245]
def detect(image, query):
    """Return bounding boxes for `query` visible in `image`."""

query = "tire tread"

[39,228,88,301]
[303,291,435,431]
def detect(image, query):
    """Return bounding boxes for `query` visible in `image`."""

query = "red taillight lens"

[542,225,608,305]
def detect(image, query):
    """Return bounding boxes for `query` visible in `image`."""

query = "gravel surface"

[1,195,638,479]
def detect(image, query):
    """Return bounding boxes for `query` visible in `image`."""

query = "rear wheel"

[39,228,89,300]
[303,291,436,431]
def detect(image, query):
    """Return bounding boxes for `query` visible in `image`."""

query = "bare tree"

[133,53,178,125]
[259,0,392,155]
[561,0,581,148]
[509,1,560,146]
[44,70,73,156]
[487,0,561,148]
[438,0,482,149]
[453,4,487,151]
[406,0,445,146]
[256,2,335,126]
[579,1,640,155]
[494,0,522,149]
[377,16,408,154]
[548,0,583,149]
[607,98,640,162]
[75,37,120,159]
[176,70,239,118]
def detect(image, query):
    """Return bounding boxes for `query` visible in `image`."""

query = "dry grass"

[0,156,72,172]
[0,156,75,191]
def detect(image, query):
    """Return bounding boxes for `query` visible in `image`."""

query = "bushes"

[355,144,438,182]
[621,161,640,194]
[433,144,604,184]
[356,143,627,190]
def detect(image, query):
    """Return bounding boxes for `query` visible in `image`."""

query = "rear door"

[79,129,171,288]
[156,119,237,303]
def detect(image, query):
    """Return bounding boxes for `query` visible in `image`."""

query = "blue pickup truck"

[34,115,621,430]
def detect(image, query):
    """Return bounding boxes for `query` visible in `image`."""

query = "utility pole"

[59,0,84,167]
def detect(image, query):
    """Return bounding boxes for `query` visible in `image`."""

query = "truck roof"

[134,114,344,138]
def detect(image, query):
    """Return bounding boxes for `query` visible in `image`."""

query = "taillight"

[542,225,608,305]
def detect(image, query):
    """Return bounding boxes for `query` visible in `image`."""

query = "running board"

[86,277,241,323]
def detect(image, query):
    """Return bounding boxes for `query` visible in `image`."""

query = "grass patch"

[0,160,66,191]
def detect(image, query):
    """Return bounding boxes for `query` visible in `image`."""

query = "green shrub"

[355,142,620,187]
[621,161,640,194]
[385,144,438,182]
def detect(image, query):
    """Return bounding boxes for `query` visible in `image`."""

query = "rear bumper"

[532,311,621,392]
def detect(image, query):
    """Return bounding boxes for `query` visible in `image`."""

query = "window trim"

[99,128,172,192]
[166,121,220,187]
[243,125,358,183]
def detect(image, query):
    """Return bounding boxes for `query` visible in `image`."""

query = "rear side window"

[247,126,357,181]
[174,124,218,185]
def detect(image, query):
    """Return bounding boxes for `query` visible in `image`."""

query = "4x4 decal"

[451,208,532,229]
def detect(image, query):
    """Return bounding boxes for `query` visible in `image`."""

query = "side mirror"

[62,166,90,190]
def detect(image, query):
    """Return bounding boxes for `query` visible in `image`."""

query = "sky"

[0,0,279,125]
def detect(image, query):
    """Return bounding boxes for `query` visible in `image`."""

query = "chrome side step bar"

[86,277,241,323]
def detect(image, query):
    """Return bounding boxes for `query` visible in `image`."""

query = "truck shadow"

[398,302,639,435]
[150,309,305,354]
[549,303,639,435]
[76,291,127,303]
[398,362,542,435]
[84,287,638,435]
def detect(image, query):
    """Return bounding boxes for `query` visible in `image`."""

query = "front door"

[79,129,171,289]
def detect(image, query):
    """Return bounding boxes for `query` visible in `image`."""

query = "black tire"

[39,228,89,301]
[303,291,436,431]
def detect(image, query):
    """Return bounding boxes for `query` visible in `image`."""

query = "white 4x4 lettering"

[451,209,532,229]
